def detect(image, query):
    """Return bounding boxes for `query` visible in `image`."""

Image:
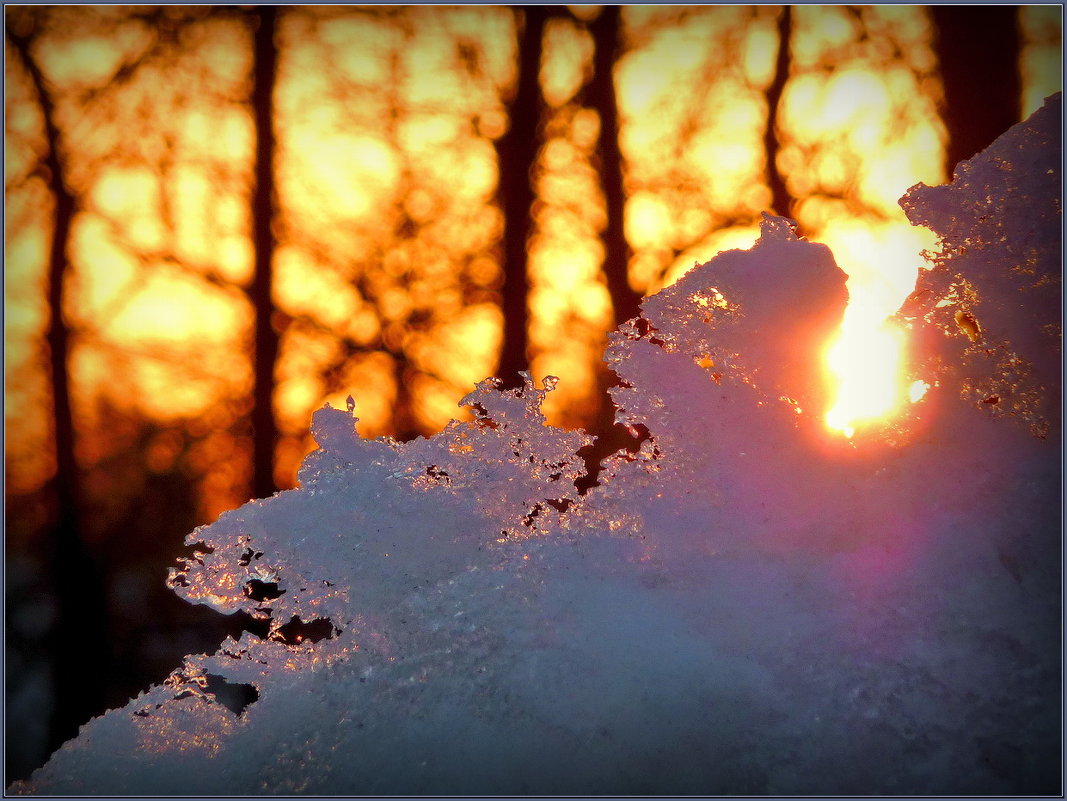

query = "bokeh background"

[4,4,1061,782]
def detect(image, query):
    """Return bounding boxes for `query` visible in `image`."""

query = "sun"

[818,222,939,439]
[823,317,906,438]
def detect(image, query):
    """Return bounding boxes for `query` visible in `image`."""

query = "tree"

[249,5,281,498]
[764,5,794,221]
[494,7,549,388]
[6,14,112,757]
[572,6,649,482]
[586,5,640,330]
[931,6,1022,175]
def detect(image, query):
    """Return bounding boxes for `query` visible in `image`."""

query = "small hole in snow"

[237,548,265,567]
[245,579,285,602]
[204,674,259,716]
[576,423,652,494]
[425,465,450,484]
[631,318,654,337]
[521,505,543,527]
[273,616,338,645]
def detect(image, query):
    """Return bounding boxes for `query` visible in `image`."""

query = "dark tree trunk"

[588,5,640,329]
[7,26,112,756]
[494,7,548,388]
[577,7,648,480]
[930,6,1022,174]
[250,6,280,498]
[764,5,794,221]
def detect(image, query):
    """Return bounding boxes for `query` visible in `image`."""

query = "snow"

[10,94,1061,795]
[898,92,1062,440]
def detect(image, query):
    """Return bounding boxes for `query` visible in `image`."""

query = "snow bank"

[11,94,1061,795]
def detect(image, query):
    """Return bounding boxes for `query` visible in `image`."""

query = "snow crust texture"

[899,92,1061,438]
[12,95,1061,796]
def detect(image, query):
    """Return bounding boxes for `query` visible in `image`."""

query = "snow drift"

[11,94,1061,795]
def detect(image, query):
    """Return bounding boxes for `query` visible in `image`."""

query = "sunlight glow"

[813,218,939,441]
[824,318,906,439]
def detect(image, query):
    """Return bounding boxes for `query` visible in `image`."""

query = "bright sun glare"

[820,247,935,439]
[823,318,906,438]
[817,220,941,439]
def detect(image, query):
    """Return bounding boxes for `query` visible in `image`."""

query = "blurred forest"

[4,4,1061,782]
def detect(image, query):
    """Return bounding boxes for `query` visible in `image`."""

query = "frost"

[12,96,1061,795]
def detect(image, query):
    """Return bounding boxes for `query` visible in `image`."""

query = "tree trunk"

[250,6,280,498]
[7,26,112,756]
[580,5,646,469]
[588,5,640,329]
[494,7,548,388]
[764,5,794,221]
[930,6,1021,174]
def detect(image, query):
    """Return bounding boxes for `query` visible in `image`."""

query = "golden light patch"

[819,224,937,437]
[824,320,906,438]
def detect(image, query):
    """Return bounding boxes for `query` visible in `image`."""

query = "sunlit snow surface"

[13,95,1061,795]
